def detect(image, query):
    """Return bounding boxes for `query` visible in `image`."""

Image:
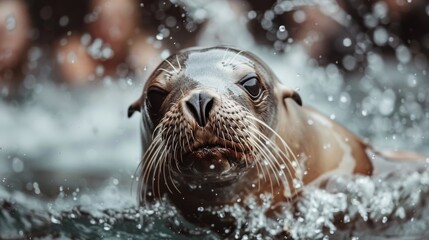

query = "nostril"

[185,92,214,127]
[200,95,213,127]
[186,100,201,126]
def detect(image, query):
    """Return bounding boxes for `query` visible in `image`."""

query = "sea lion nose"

[185,92,214,127]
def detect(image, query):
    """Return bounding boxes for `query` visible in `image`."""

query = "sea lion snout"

[184,91,214,127]
[181,90,218,128]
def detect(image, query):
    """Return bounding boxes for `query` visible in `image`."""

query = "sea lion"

[128,46,424,235]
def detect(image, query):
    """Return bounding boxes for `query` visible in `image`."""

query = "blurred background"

[1,0,429,238]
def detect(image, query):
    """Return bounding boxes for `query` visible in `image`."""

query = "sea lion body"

[128,46,424,235]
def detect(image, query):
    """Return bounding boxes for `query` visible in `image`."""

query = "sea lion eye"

[147,87,168,113]
[239,73,262,99]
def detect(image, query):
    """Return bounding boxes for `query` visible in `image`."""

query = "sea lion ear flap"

[128,98,141,118]
[281,87,302,106]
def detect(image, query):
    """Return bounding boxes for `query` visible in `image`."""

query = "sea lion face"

[129,47,302,200]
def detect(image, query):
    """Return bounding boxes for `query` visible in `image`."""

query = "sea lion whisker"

[247,137,267,181]
[247,133,283,189]
[229,127,250,167]
[176,55,181,72]
[246,124,297,194]
[167,159,182,194]
[141,136,166,202]
[153,146,168,198]
[221,47,230,63]
[162,154,174,194]
[226,49,245,65]
[139,138,162,197]
[245,115,302,176]
[157,68,174,75]
[246,115,301,172]
[164,58,179,74]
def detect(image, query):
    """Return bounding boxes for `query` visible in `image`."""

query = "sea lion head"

[128,46,302,202]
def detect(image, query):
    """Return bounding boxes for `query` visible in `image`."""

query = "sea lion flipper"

[128,98,141,118]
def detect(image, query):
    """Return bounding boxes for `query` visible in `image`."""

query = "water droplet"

[5,15,16,31]
[50,216,60,224]
[279,25,286,32]
[67,52,77,64]
[103,223,111,231]
[343,38,352,47]
[112,178,119,185]
[374,27,388,46]
[101,47,114,59]
[156,33,164,41]
[209,164,215,170]
[247,10,257,19]
[396,45,411,63]
[197,206,204,212]
[293,10,306,23]
[12,157,24,173]
[59,16,69,27]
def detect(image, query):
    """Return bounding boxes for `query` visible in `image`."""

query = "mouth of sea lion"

[172,144,251,186]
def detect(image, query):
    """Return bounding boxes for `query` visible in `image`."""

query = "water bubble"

[378,89,396,115]
[93,66,104,78]
[209,164,215,170]
[293,10,306,23]
[160,49,170,59]
[343,38,352,47]
[50,216,60,224]
[59,16,69,27]
[12,157,24,173]
[247,10,257,19]
[165,16,177,28]
[374,27,388,46]
[364,14,378,28]
[156,33,164,41]
[112,178,119,185]
[373,2,388,19]
[101,47,114,59]
[396,45,411,63]
[33,182,41,194]
[67,52,77,64]
[340,95,348,104]
[276,27,288,40]
[103,223,112,231]
[342,55,357,71]
[5,15,17,31]
[293,179,302,189]
[197,206,204,212]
